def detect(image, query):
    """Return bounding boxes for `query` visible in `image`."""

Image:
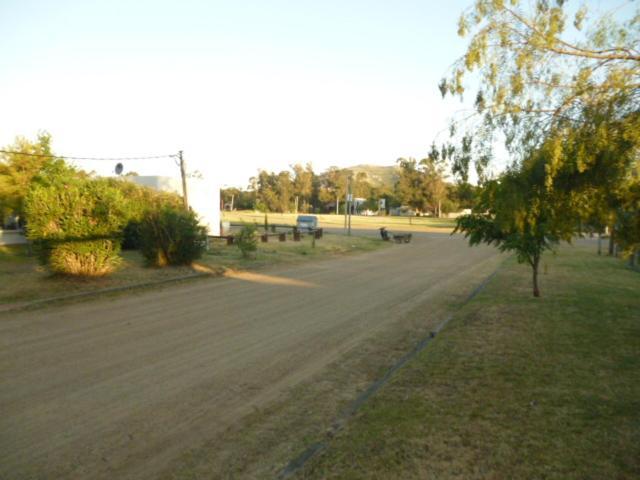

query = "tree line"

[222,161,477,216]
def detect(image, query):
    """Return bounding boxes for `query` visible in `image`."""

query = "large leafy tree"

[395,158,427,213]
[275,171,294,212]
[396,149,449,216]
[442,0,639,159]
[444,0,640,257]
[291,163,315,212]
[422,145,449,217]
[250,169,296,213]
[0,132,62,225]
[318,167,351,214]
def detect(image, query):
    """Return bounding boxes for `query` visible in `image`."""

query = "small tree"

[455,151,573,297]
[138,206,207,266]
[236,224,258,259]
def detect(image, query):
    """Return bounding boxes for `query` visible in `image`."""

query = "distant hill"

[346,164,399,190]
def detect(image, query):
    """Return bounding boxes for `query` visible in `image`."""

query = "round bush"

[25,178,127,276]
[139,206,207,266]
[48,239,122,276]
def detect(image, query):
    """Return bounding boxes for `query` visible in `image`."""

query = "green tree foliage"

[318,167,351,214]
[350,171,367,197]
[395,158,427,213]
[236,223,258,258]
[455,145,576,297]
[275,171,294,212]
[442,0,639,157]
[0,132,61,225]
[448,181,478,209]
[292,163,315,212]
[615,180,640,256]
[221,187,254,211]
[395,148,449,216]
[444,0,640,259]
[422,145,449,217]
[251,169,295,213]
[25,175,128,276]
[138,206,207,266]
[110,179,183,250]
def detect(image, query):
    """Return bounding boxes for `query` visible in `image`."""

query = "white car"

[296,215,318,232]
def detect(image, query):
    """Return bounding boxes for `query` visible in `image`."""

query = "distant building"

[443,208,472,219]
[127,175,220,236]
[389,206,417,216]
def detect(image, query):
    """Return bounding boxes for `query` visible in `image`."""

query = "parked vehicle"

[296,215,318,232]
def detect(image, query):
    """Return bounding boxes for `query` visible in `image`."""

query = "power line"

[0,150,178,161]
[1,147,191,208]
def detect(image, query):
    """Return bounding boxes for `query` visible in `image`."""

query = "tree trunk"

[532,256,541,298]
[597,232,602,255]
[335,196,339,215]
[608,226,615,255]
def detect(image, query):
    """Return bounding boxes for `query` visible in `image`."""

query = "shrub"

[25,177,128,276]
[106,179,183,250]
[48,239,121,276]
[107,178,182,222]
[236,224,258,258]
[121,220,142,250]
[139,206,207,266]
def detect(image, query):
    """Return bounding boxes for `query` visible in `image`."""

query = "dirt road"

[0,233,502,479]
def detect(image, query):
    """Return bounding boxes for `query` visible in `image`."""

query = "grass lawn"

[296,243,640,479]
[0,232,386,308]
[205,230,386,271]
[223,210,456,231]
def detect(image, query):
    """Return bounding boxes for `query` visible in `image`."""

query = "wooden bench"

[208,235,235,246]
[379,227,412,244]
[393,233,412,244]
[260,232,287,242]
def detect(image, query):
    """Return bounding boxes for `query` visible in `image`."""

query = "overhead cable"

[0,150,178,161]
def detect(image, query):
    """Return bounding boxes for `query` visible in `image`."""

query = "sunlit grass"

[299,243,640,479]
[223,210,456,231]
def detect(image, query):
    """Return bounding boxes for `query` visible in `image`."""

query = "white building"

[127,175,220,236]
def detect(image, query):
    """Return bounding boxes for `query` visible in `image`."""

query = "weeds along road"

[0,232,502,479]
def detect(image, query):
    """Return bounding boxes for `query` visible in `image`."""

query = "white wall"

[127,175,220,236]
[187,177,220,236]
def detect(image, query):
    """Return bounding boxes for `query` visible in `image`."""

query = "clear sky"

[0,0,474,187]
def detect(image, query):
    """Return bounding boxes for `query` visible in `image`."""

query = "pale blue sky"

[1,0,475,186]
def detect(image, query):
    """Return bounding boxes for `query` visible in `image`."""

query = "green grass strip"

[298,244,640,479]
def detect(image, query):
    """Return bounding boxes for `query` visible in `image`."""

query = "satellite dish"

[115,163,124,175]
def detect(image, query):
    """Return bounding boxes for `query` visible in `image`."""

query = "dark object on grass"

[380,227,411,243]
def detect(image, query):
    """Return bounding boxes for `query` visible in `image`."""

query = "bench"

[393,233,412,244]
[260,232,287,243]
[208,235,235,246]
[379,227,412,244]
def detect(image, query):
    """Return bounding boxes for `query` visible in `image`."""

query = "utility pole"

[344,177,349,230]
[347,176,352,236]
[178,150,189,210]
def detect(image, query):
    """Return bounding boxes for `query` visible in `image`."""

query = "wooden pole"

[347,177,352,236]
[178,150,188,210]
